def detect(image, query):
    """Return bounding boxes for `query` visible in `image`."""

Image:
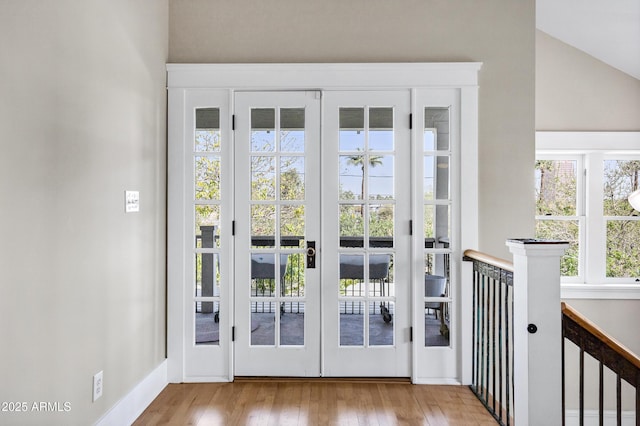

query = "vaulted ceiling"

[537,0,640,80]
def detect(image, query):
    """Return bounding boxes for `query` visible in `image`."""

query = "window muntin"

[535,151,640,284]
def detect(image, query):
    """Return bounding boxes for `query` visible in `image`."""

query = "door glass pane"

[368,155,394,199]
[340,155,364,200]
[424,155,450,201]
[280,302,304,346]
[195,108,221,152]
[424,129,436,151]
[196,253,221,298]
[369,204,394,247]
[435,157,450,200]
[251,156,276,200]
[280,205,305,247]
[369,301,394,346]
[280,108,305,152]
[423,205,450,241]
[251,253,280,296]
[368,254,392,297]
[424,107,449,151]
[369,107,393,151]
[425,301,450,347]
[195,156,221,200]
[280,156,305,200]
[340,254,364,296]
[251,108,275,152]
[340,205,364,247]
[424,253,450,280]
[339,108,365,151]
[340,301,364,346]
[195,301,220,346]
[251,205,275,247]
[436,205,451,241]
[424,156,435,200]
[195,205,220,248]
[282,253,305,297]
[251,302,276,346]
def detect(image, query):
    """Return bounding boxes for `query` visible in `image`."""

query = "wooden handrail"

[463,249,514,272]
[562,302,640,370]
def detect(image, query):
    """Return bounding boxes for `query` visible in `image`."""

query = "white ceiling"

[537,0,640,80]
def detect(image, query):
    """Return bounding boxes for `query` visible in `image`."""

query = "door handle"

[306,241,316,269]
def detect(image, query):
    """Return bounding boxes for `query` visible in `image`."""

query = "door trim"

[167,63,481,384]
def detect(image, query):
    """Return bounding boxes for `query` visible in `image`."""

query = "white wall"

[0,1,168,424]
[169,0,537,258]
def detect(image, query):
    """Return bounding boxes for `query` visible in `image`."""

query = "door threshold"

[234,376,411,384]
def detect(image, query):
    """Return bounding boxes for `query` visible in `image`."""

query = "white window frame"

[536,131,640,299]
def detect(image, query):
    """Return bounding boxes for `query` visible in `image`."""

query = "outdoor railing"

[463,249,515,426]
[562,302,640,425]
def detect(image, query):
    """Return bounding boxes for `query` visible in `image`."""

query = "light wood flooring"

[133,378,498,425]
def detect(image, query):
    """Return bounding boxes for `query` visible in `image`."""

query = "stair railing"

[463,249,514,425]
[562,302,640,425]
[463,239,569,426]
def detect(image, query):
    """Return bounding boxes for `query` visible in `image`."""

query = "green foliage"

[536,158,640,279]
[535,160,576,216]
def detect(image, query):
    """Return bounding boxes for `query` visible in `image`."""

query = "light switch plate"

[125,190,140,213]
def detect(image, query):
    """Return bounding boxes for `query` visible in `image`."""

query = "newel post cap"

[506,238,570,257]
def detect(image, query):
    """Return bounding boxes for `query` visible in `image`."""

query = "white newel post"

[507,239,569,426]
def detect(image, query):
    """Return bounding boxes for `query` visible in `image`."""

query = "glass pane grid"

[194,108,224,347]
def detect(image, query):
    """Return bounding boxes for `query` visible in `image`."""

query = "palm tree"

[347,149,383,214]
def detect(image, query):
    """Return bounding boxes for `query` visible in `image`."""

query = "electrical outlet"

[93,371,103,402]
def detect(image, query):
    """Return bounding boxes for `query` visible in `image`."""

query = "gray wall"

[169,0,537,259]
[536,29,640,411]
[0,1,168,424]
[537,30,640,131]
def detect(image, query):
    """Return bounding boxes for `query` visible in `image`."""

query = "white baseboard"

[95,360,168,426]
[412,378,461,385]
[565,410,636,426]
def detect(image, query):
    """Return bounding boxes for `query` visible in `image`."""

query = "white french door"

[321,91,412,376]
[234,91,321,376]
[167,62,480,384]
[234,90,412,377]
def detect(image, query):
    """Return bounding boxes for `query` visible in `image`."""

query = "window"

[536,132,640,290]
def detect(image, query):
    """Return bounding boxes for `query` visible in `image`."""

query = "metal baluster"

[472,265,478,394]
[562,325,566,426]
[492,273,497,415]
[481,271,486,400]
[498,273,503,423]
[580,348,585,426]
[617,374,622,426]
[505,283,511,426]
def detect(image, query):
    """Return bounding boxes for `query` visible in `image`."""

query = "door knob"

[307,241,316,268]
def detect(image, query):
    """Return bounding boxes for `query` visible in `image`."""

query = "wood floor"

[133,379,498,425]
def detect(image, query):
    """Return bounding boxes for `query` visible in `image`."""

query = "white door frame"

[167,63,481,384]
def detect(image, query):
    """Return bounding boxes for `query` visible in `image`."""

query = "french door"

[233,90,411,377]
[234,92,321,376]
[168,62,480,384]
